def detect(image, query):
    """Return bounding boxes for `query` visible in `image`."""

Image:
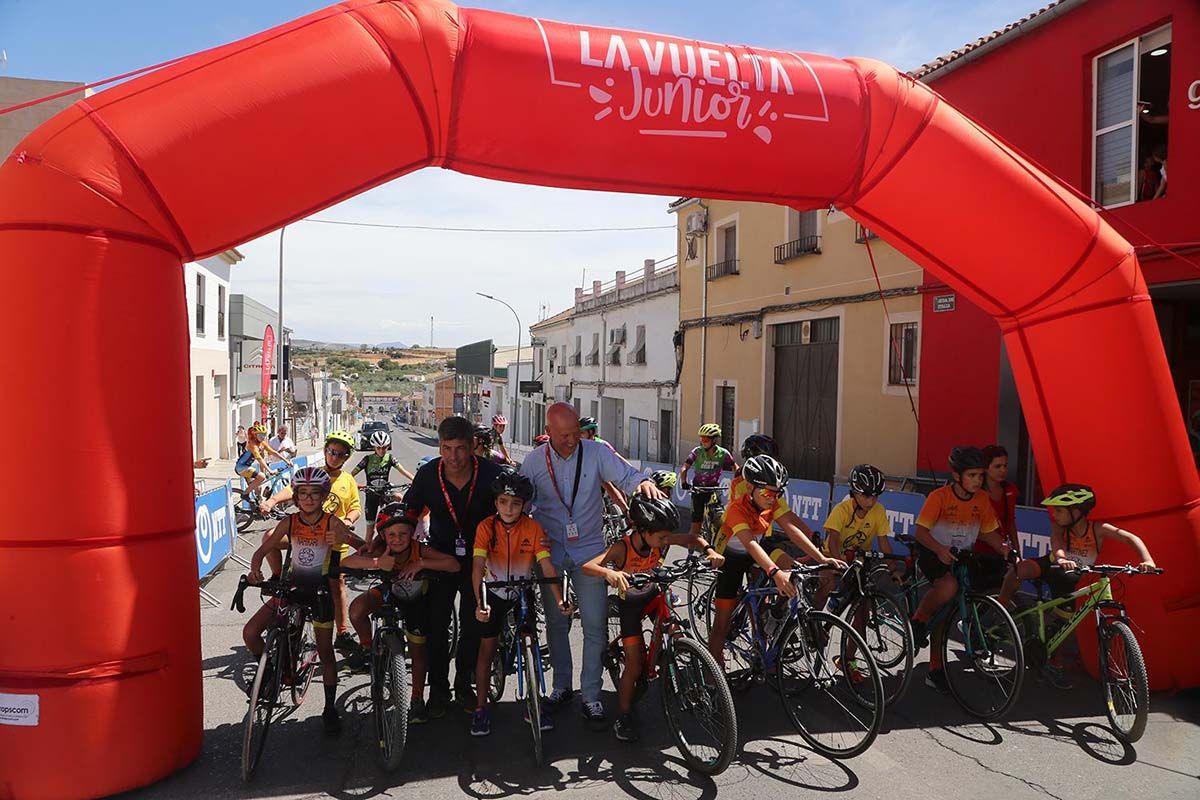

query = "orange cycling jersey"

[916,485,999,551]
[473,514,551,598]
[726,475,789,521]
[714,493,778,554]
[618,532,666,573]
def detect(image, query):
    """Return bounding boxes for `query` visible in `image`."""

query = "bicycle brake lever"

[231,575,248,613]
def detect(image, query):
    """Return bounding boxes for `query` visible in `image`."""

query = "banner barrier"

[195,483,234,580]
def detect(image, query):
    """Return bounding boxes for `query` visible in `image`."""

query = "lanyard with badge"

[438,458,478,557]
[545,444,584,540]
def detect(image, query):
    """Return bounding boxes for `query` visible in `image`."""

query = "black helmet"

[741,455,789,492]
[740,433,778,460]
[948,446,988,474]
[848,464,886,497]
[376,501,417,532]
[473,423,493,441]
[579,416,599,432]
[492,468,535,501]
[629,495,680,533]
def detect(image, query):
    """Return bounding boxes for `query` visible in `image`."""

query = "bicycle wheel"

[447,604,460,660]
[722,602,759,688]
[661,635,738,775]
[290,619,318,706]
[374,633,410,771]
[1099,619,1149,743]
[687,571,717,642]
[242,630,282,782]
[941,594,1024,720]
[775,611,884,759]
[234,488,255,532]
[603,636,623,692]
[488,640,507,703]
[522,640,544,766]
[842,590,913,707]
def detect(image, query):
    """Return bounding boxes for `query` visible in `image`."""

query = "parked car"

[358,420,391,451]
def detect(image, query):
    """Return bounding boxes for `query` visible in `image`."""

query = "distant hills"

[293,339,410,350]
[376,341,410,348]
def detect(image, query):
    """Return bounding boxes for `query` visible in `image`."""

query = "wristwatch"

[767,566,780,580]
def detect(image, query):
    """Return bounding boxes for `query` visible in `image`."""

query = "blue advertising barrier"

[1015,505,1052,558]
[785,479,831,531]
[195,482,235,609]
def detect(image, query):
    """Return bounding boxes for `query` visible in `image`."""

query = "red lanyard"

[544,444,584,519]
[438,457,478,533]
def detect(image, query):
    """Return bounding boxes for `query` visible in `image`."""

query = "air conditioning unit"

[686,210,707,235]
[609,327,626,345]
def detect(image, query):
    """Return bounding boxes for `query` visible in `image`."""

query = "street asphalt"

[121,428,1200,800]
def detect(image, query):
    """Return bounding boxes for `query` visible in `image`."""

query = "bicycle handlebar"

[1072,564,1164,576]
[231,574,324,613]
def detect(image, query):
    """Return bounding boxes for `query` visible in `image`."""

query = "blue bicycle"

[724,563,884,759]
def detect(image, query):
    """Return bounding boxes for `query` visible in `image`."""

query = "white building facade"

[186,251,241,460]
[530,259,680,462]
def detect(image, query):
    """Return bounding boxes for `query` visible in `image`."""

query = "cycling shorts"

[1033,554,1082,599]
[915,544,952,582]
[477,589,537,639]
[238,461,263,480]
[618,586,661,642]
[365,492,382,522]
[272,586,335,630]
[366,586,431,644]
[691,490,720,523]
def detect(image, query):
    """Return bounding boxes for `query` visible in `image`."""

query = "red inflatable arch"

[2,1,1197,796]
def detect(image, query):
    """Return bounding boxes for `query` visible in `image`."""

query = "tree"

[379,358,394,370]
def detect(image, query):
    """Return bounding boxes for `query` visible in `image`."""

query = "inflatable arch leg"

[1,2,1196,796]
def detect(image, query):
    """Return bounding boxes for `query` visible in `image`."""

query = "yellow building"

[671,198,924,483]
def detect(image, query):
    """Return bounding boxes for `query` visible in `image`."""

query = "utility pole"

[430,315,434,348]
[277,226,286,432]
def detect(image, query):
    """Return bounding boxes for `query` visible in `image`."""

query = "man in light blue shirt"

[520,402,663,725]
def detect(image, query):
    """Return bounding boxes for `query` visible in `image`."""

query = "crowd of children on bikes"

[234,408,1161,778]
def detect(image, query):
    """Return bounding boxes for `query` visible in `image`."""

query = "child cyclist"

[235,421,292,498]
[342,502,460,723]
[910,446,1014,693]
[351,430,415,548]
[244,466,352,732]
[470,469,571,737]
[706,455,845,664]
[812,464,894,609]
[583,495,724,742]
[679,423,737,538]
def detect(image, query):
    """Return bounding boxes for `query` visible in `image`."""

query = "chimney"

[593,279,602,298]
[643,258,655,281]
[615,270,626,289]
[574,287,583,306]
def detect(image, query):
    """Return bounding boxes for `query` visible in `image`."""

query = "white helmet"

[369,430,391,448]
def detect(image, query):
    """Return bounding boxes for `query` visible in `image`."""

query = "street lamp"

[476,292,521,442]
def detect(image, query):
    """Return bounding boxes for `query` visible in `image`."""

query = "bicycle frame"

[1010,576,1116,659]
[493,588,547,702]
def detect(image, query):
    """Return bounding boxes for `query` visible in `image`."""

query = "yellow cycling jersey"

[821,496,890,556]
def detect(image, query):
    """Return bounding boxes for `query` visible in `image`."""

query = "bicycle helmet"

[740,433,777,460]
[579,416,599,432]
[1041,483,1097,515]
[848,464,886,497]
[650,470,678,491]
[533,434,550,445]
[376,501,417,532]
[697,423,721,438]
[948,446,988,474]
[741,455,789,492]
[325,430,355,451]
[369,430,391,448]
[291,466,331,492]
[492,414,508,426]
[492,468,535,501]
[629,495,680,533]
[250,422,269,437]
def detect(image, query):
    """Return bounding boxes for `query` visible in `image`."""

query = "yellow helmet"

[250,422,269,436]
[325,430,355,450]
[698,423,721,438]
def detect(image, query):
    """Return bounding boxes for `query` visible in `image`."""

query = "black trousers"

[426,568,480,697]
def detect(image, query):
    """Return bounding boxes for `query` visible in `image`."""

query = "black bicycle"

[233,471,291,532]
[232,575,324,782]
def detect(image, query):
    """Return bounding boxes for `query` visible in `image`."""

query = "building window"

[590,400,600,423]
[629,325,647,364]
[586,332,600,366]
[217,285,226,339]
[776,209,822,263]
[1094,25,1171,207]
[717,385,735,445]
[708,223,739,279]
[195,273,206,335]
[854,222,878,244]
[629,416,650,460]
[607,325,625,365]
[888,321,918,385]
[572,335,582,366]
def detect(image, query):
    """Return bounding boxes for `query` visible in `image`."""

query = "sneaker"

[426,691,449,719]
[544,687,575,707]
[834,655,866,685]
[582,700,606,725]
[470,707,491,737]
[924,668,950,695]
[322,705,342,733]
[524,706,554,731]
[613,713,638,742]
[343,648,369,673]
[1038,664,1074,690]
[334,631,358,655]
[910,618,929,650]
[409,697,429,725]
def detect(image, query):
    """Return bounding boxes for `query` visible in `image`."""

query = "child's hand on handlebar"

[604,569,631,593]
[820,555,848,570]
[774,569,798,597]
[705,550,725,569]
[476,606,491,623]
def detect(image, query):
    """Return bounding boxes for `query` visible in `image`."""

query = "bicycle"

[826,548,914,707]
[341,567,420,771]
[602,492,631,547]
[233,471,290,532]
[480,575,559,766]
[891,539,1025,720]
[231,575,324,782]
[683,484,727,640]
[723,563,885,759]
[1009,563,1162,743]
[601,555,738,774]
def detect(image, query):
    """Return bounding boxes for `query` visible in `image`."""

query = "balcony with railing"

[774,235,822,264]
[706,258,739,280]
[574,260,679,312]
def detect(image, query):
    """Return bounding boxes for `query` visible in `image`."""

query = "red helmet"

[492,414,508,426]
[377,502,417,532]
[534,434,550,445]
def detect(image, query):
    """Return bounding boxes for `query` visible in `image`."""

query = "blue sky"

[1,0,1042,345]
